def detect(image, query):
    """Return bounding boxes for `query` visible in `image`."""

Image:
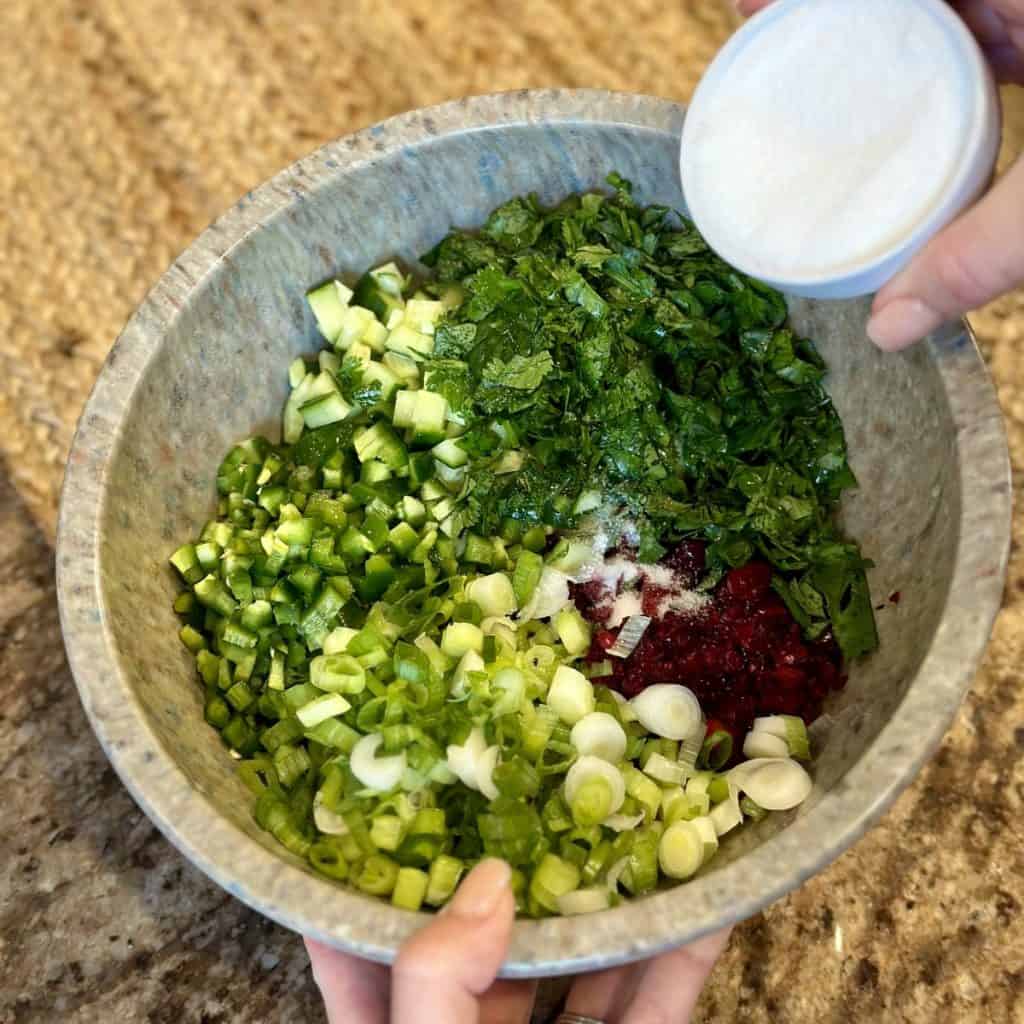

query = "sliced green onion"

[752,715,811,761]
[630,684,702,741]
[708,781,743,836]
[425,854,465,906]
[658,820,705,880]
[555,607,592,657]
[309,839,350,881]
[350,733,406,792]
[370,814,407,852]
[547,665,595,726]
[313,792,349,835]
[569,711,627,763]
[740,795,767,821]
[564,756,625,824]
[742,729,789,760]
[700,729,733,770]
[445,726,487,790]
[441,621,484,658]
[355,854,400,897]
[707,775,731,805]
[729,757,813,811]
[450,648,485,698]
[643,752,688,785]
[557,887,611,915]
[529,854,581,914]
[607,614,651,658]
[623,827,659,895]
[392,866,429,910]
[622,765,662,822]
[465,573,517,617]
[475,745,500,801]
[661,788,710,824]
[310,653,366,694]
[296,692,352,728]
[518,566,570,621]
[323,627,359,655]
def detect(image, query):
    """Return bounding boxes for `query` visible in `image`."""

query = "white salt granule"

[607,591,645,628]
[576,554,710,626]
[683,0,970,280]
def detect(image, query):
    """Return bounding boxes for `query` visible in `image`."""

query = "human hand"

[305,858,732,1023]
[733,0,1024,350]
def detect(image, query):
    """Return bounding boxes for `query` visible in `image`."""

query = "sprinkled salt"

[607,591,644,629]
[575,552,709,626]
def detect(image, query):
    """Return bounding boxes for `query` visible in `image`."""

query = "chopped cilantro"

[420,174,878,661]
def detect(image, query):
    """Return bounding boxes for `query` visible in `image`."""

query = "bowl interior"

[61,93,1007,975]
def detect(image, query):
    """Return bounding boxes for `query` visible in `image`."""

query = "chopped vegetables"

[630,684,702,741]
[166,178,857,919]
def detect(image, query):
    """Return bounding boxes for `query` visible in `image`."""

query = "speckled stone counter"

[1,2,1022,1021]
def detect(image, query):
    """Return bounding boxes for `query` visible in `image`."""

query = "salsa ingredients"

[169,177,875,916]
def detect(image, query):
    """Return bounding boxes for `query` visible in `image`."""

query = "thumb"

[390,858,515,1024]
[867,157,1024,350]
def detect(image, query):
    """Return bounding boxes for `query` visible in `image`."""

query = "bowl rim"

[56,88,1012,977]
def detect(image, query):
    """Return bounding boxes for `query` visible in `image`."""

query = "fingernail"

[866,297,943,351]
[449,858,511,920]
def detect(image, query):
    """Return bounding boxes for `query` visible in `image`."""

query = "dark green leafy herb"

[421,175,878,661]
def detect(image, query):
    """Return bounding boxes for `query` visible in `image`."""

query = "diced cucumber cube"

[432,438,468,468]
[338,305,377,350]
[408,391,448,446]
[370,262,405,297]
[386,323,434,360]
[300,391,353,429]
[392,390,419,429]
[363,319,389,353]
[403,299,445,336]
[401,495,427,527]
[388,521,419,557]
[382,351,421,386]
[307,280,351,342]
[307,370,341,400]
[318,349,341,375]
[354,423,407,469]
[359,360,400,402]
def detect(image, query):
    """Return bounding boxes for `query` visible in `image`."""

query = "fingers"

[305,937,390,1024]
[478,979,539,1024]
[734,0,774,14]
[565,927,733,1024]
[620,928,733,1024]
[564,964,639,1022]
[391,859,517,1024]
[867,157,1024,350]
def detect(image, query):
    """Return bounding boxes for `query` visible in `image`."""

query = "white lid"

[680,0,1000,299]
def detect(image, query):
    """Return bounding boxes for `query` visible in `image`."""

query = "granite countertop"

[1,2,1022,1021]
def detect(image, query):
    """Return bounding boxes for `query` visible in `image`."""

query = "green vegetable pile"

[420,173,876,660]
[167,176,876,916]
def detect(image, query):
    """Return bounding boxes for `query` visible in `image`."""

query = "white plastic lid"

[680,0,1000,299]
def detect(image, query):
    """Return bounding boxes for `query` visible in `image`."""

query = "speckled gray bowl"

[57,90,1011,977]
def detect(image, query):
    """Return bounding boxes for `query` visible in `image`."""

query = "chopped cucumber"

[300,392,352,429]
[386,323,434,360]
[353,265,405,324]
[307,280,352,342]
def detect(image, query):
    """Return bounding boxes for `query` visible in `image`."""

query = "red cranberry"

[724,562,773,601]
[664,541,707,583]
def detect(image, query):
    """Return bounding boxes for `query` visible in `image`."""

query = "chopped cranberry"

[576,554,848,735]
[641,583,669,617]
[723,562,773,601]
[664,540,707,584]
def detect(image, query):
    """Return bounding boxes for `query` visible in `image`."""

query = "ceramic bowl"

[56,90,1011,977]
